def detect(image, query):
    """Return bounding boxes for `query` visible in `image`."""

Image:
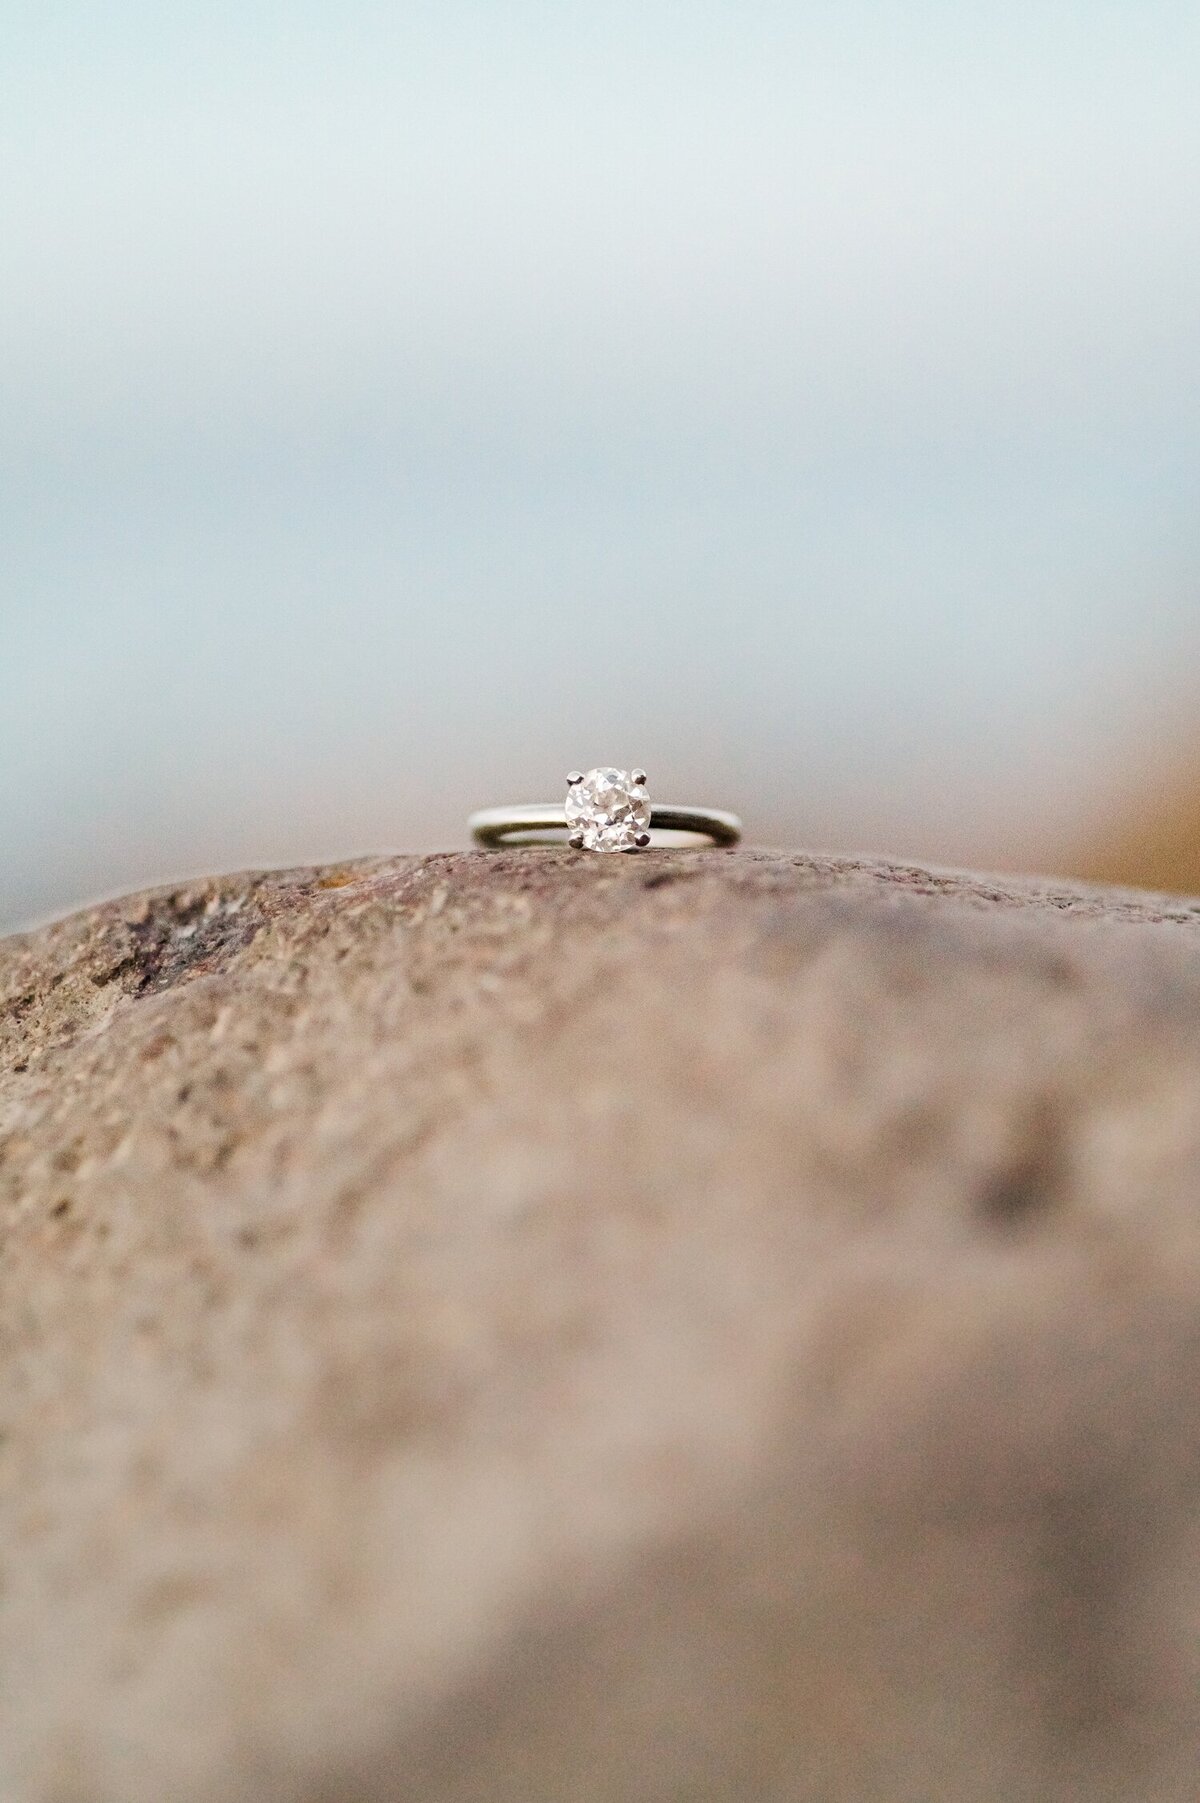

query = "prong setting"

[564,767,653,852]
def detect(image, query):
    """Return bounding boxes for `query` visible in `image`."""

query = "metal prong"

[631,770,647,787]
[567,830,585,849]
[634,832,651,848]
[566,771,584,786]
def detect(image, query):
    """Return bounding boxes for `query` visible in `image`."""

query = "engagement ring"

[469,768,742,853]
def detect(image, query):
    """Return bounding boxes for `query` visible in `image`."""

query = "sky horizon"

[5,1,1200,928]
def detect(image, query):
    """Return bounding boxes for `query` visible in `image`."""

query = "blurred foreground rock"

[6,848,1200,1802]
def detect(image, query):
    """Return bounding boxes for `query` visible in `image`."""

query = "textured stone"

[5,848,1200,1802]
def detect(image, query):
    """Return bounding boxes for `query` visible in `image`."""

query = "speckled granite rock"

[5,848,1200,1803]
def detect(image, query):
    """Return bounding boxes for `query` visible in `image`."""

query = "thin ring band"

[470,803,742,849]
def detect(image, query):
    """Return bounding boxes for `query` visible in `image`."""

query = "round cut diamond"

[565,767,651,852]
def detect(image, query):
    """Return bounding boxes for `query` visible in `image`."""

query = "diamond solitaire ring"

[469,768,742,853]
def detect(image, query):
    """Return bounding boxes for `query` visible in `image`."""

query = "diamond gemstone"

[565,767,651,852]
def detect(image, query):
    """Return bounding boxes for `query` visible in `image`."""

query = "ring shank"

[469,804,741,849]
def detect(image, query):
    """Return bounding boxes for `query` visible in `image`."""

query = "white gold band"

[469,803,742,850]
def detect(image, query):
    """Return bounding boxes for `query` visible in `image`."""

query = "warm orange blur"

[1080,760,1200,897]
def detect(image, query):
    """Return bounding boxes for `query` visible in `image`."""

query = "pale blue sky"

[4,2,1200,925]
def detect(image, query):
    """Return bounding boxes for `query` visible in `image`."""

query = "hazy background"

[5,0,1200,931]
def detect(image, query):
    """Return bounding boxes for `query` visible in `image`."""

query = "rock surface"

[5,847,1200,1802]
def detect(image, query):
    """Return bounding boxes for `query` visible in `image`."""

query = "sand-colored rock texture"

[5,847,1200,1803]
